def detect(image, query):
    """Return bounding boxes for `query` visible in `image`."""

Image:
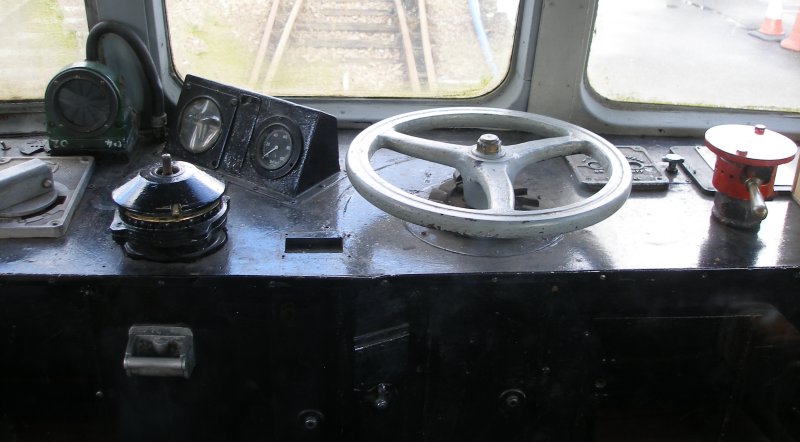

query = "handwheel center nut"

[476,133,502,156]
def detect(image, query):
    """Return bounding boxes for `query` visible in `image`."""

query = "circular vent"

[46,67,120,135]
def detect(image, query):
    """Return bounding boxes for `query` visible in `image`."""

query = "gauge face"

[250,121,302,178]
[259,128,294,171]
[178,97,222,154]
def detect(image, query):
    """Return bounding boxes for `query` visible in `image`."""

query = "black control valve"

[110,154,230,262]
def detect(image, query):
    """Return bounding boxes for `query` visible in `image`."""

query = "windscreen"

[0,0,88,101]
[165,0,521,98]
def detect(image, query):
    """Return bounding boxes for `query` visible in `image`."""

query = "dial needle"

[263,146,279,158]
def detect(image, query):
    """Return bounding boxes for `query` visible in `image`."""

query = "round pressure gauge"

[178,97,222,154]
[259,127,294,170]
[250,120,303,178]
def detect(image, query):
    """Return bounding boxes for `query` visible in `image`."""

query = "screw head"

[297,410,324,432]
[303,415,319,430]
[499,388,527,410]
[505,394,521,408]
[372,383,391,410]
[373,397,389,410]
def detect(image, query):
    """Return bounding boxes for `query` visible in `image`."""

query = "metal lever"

[124,325,195,378]
[745,178,768,221]
[0,159,57,216]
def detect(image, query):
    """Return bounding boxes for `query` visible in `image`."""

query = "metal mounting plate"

[0,156,94,238]
[566,145,667,190]
[670,146,715,194]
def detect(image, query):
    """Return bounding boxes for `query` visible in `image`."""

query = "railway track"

[247,0,437,95]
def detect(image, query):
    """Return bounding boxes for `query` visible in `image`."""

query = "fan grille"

[51,70,119,134]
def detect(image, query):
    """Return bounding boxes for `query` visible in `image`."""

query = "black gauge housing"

[166,75,340,199]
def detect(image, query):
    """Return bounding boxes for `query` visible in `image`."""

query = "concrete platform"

[588,0,800,112]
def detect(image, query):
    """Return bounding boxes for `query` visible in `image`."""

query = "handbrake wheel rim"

[346,107,632,238]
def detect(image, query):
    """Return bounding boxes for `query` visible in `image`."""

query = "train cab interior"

[1,0,799,440]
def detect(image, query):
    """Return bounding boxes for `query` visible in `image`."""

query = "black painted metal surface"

[0,133,799,276]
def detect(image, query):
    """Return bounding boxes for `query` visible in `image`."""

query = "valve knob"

[662,153,684,175]
[705,124,798,229]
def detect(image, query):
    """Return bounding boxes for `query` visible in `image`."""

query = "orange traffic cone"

[750,0,784,41]
[780,9,800,51]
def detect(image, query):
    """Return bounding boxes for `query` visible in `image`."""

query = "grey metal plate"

[566,145,668,190]
[0,156,94,238]
[670,146,715,195]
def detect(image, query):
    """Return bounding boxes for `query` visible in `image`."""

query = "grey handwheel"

[345,107,632,238]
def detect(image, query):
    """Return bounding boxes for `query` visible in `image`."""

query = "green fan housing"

[45,61,138,154]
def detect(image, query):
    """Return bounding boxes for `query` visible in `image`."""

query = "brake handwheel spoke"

[506,135,587,172]
[346,107,632,238]
[377,129,467,168]
[460,162,516,213]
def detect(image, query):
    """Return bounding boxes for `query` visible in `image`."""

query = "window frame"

[1,0,797,137]
[1,0,542,130]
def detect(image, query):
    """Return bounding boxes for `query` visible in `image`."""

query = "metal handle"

[745,178,768,220]
[124,325,195,378]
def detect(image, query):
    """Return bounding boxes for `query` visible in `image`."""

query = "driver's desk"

[0,133,798,442]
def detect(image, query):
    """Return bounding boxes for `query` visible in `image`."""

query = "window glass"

[587,0,800,112]
[165,0,520,98]
[0,0,88,101]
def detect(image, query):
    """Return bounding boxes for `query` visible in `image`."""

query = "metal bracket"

[124,325,195,379]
